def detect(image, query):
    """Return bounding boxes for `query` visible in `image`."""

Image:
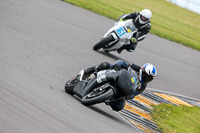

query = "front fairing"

[102,20,138,51]
[117,67,139,96]
[104,20,137,37]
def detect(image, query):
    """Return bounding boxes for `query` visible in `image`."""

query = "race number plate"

[116,27,125,36]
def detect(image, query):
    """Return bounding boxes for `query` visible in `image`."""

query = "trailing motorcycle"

[65,67,139,106]
[93,19,138,52]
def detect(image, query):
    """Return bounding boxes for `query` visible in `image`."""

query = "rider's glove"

[118,18,123,21]
[112,64,121,71]
[131,37,137,43]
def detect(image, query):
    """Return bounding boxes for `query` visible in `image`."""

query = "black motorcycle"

[65,67,139,106]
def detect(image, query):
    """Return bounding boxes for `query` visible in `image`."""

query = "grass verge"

[62,0,200,51]
[151,104,200,133]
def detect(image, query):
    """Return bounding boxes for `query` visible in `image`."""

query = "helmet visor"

[142,69,154,83]
[141,15,148,21]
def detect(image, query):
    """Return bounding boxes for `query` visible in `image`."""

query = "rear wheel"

[65,77,77,95]
[93,35,114,51]
[81,88,114,106]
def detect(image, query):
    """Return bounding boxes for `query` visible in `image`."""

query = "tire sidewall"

[65,78,77,95]
[81,89,114,106]
[93,35,114,51]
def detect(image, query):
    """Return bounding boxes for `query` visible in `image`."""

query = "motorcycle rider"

[80,60,157,111]
[117,9,152,53]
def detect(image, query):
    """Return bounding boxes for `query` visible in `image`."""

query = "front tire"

[81,88,114,106]
[65,77,77,95]
[93,35,114,51]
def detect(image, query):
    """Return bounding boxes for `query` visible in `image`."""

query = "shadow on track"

[63,91,133,128]
[88,105,133,128]
[96,51,129,62]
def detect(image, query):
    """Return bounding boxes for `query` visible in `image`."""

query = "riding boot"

[117,46,125,54]
[79,66,97,81]
[84,66,97,75]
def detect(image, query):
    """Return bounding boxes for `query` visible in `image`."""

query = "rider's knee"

[109,99,125,111]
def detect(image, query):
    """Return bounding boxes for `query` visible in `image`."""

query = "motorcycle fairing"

[102,20,138,51]
[117,67,139,96]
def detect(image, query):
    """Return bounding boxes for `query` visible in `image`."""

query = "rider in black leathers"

[117,9,152,53]
[80,60,157,111]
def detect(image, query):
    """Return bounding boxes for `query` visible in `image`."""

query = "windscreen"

[124,20,137,32]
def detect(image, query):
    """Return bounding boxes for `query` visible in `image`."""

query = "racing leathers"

[83,60,147,111]
[117,12,151,53]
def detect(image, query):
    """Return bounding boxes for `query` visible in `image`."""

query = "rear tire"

[81,88,114,106]
[93,35,114,51]
[65,77,77,95]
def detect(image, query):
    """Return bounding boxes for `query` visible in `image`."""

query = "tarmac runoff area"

[120,89,200,133]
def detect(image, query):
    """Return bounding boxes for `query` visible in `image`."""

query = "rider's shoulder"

[131,11,140,16]
[134,11,140,15]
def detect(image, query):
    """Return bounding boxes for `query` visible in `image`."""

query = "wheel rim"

[86,88,107,99]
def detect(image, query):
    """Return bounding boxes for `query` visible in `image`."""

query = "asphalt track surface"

[0,0,200,133]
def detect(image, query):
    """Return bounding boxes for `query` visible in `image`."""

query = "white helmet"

[139,63,157,84]
[139,9,152,24]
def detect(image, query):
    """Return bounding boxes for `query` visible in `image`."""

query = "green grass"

[62,0,200,51]
[151,104,200,133]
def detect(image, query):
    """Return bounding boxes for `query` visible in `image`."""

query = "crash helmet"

[139,9,152,24]
[139,63,157,84]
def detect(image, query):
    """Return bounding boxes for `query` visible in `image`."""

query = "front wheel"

[65,77,77,95]
[93,35,114,51]
[81,88,114,106]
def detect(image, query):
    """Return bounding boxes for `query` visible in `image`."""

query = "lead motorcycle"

[65,67,139,106]
[93,19,138,53]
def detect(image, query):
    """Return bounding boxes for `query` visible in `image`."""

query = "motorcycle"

[93,19,138,53]
[65,67,139,106]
